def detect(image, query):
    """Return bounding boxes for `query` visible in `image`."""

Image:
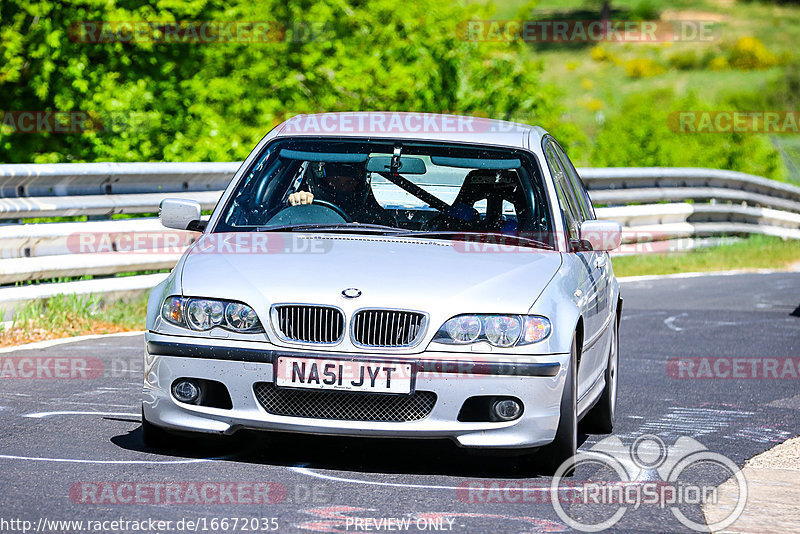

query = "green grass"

[94,293,149,329]
[21,215,90,223]
[12,270,170,287]
[21,213,159,223]
[611,235,800,277]
[1,292,148,346]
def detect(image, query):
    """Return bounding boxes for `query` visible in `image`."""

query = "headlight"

[484,315,523,347]
[186,299,224,330]
[161,296,264,333]
[444,315,482,343]
[225,302,260,331]
[434,314,551,347]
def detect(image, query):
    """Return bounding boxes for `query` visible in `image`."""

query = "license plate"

[275,357,413,394]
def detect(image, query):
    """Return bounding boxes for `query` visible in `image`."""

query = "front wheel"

[581,318,619,434]
[141,406,172,449]
[535,334,578,475]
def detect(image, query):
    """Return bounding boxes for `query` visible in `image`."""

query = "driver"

[287,162,393,226]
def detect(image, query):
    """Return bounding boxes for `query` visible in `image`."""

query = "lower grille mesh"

[253,383,436,422]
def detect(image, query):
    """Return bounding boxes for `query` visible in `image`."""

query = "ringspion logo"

[550,435,747,532]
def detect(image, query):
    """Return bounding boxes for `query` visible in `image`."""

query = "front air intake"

[271,305,344,344]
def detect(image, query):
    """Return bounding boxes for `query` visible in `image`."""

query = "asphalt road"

[0,272,798,533]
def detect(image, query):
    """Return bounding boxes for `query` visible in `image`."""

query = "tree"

[0,0,564,163]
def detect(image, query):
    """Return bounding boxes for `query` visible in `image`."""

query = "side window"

[553,142,595,220]
[544,142,582,242]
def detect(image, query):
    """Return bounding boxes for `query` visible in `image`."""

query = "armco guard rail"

[2,163,800,218]
[0,163,798,318]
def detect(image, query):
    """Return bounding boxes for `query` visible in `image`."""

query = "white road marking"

[0,331,144,354]
[0,454,216,465]
[289,466,581,492]
[767,394,800,410]
[620,311,667,321]
[664,313,687,331]
[617,269,790,284]
[290,466,465,490]
[620,407,753,442]
[57,401,137,409]
[24,410,139,419]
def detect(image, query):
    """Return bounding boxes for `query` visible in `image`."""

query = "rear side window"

[544,141,582,242]
[553,142,595,220]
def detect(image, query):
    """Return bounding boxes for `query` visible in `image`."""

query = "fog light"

[172,379,200,404]
[492,399,522,421]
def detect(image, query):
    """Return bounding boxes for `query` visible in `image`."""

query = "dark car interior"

[218,140,554,243]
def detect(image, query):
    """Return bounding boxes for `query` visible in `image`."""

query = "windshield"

[215,139,553,244]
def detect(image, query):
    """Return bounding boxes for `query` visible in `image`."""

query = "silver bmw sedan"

[144,112,622,472]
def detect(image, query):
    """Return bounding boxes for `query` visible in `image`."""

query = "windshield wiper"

[392,231,554,250]
[255,223,405,234]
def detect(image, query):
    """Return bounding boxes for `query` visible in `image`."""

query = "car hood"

[180,233,562,317]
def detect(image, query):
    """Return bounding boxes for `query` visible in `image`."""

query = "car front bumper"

[142,333,569,449]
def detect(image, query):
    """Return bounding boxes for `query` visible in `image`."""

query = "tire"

[581,317,619,434]
[536,334,579,475]
[141,405,172,449]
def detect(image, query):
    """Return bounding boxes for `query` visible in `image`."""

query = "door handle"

[594,255,607,269]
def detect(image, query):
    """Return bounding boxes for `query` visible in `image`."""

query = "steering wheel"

[311,199,352,222]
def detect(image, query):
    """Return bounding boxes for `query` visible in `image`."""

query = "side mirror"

[579,220,622,251]
[159,198,202,231]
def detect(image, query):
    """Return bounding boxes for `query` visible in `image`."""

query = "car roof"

[272,112,549,150]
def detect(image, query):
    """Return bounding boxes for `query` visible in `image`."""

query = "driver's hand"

[287,191,314,205]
